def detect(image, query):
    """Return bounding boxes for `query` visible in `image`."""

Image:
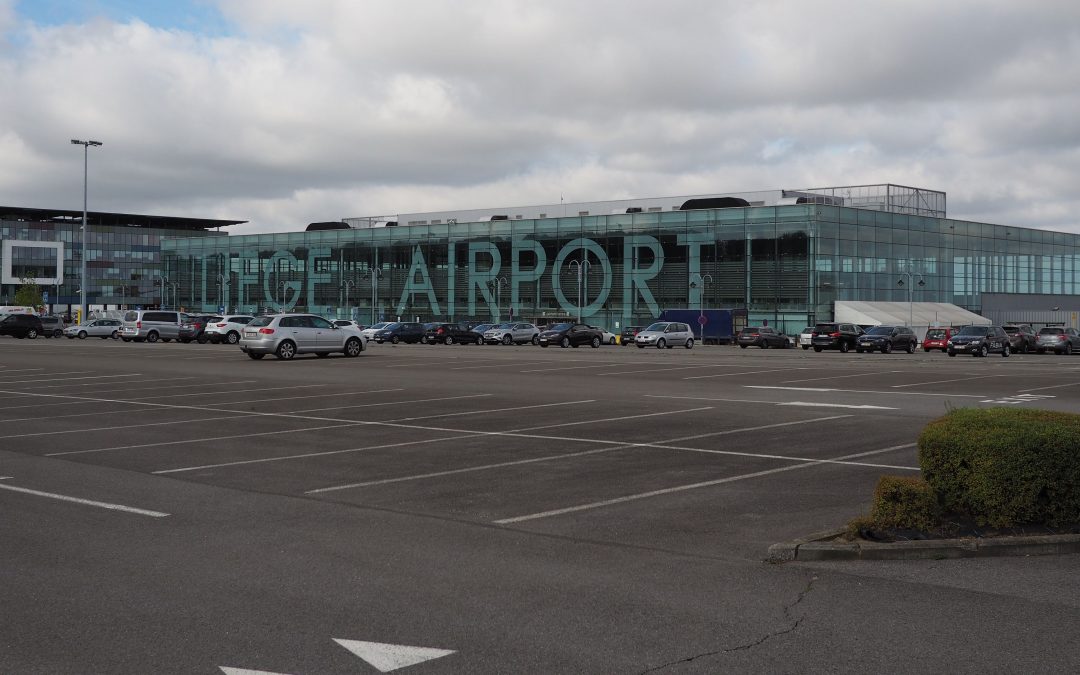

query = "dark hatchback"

[0,313,44,339]
[736,326,789,349]
[537,323,603,348]
[1003,324,1037,353]
[856,325,918,354]
[810,322,863,353]
[620,326,643,346]
[374,322,427,344]
[947,325,1011,357]
[179,315,222,343]
[425,323,483,345]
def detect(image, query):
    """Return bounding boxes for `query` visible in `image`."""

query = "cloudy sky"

[1,0,1078,235]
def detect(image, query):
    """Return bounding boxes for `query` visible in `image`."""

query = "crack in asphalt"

[638,575,817,673]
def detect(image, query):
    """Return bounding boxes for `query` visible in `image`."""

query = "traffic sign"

[42,291,49,303]
[697,314,708,325]
[218,305,225,314]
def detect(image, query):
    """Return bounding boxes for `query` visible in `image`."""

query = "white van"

[120,310,186,343]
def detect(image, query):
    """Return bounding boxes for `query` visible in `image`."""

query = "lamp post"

[689,272,713,339]
[278,280,288,313]
[217,273,228,311]
[897,272,926,330]
[488,276,507,322]
[167,281,178,311]
[362,267,383,325]
[71,139,102,321]
[153,274,168,310]
[343,278,356,320]
[568,259,592,324]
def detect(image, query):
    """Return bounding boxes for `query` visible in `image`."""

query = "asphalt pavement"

[1,337,1078,673]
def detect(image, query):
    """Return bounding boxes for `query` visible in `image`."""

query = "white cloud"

[1,0,1078,235]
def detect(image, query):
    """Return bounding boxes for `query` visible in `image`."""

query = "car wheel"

[801,345,809,350]
[391,335,400,344]
[111,331,120,340]
[247,352,265,360]
[657,338,666,349]
[502,334,513,345]
[760,341,768,349]
[560,337,570,348]
[978,345,989,357]
[739,344,747,349]
[344,337,362,357]
[591,336,601,348]
[226,331,240,344]
[54,330,62,338]
[948,350,956,357]
[883,342,892,354]
[78,330,88,339]
[1066,343,1074,356]
[532,335,539,345]
[445,336,455,345]
[275,340,296,360]
[608,336,616,345]
[146,331,159,343]
[685,338,694,349]
[475,336,483,345]
[907,341,916,354]
[1002,344,1011,358]
[839,341,849,353]
[813,346,822,352]
[26,329,38,339]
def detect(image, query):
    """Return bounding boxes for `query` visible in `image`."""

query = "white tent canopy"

[834,301,989,340]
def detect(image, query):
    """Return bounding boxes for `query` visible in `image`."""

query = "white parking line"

[0,482,169,517]
[684,368,802,380]
[519,363,624,373]
[304,414,845,494]
[382,400,596,423]
[493,442,917,524]
[890,374,1006,388]
[512,406,713,431]
[781,370,902,384]
[290,394,492,414]
[3,373,142,385]
[596,364,743,377]
[0,370,92,380]
[746,386,984,398]
[1017,381,1080,392]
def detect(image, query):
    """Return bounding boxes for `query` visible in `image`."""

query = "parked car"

[179,315,222,343]
[1002,324,1037,354]
[120,310,186,343]
[205,315,256,344]
[373,322,427,344]
[537,323,604,348]
[797,326,814,350]
[736,326,789,349]
[470,323,496,334]
[588,326,617,345]
[0,313,44,339]
[634,321,695,349]
[359,322,392,342]
[64,318,122,340]
[855,325,918,354]
[810,322,863,353]
[922,326,960,352]
[333,320,363,330]
[620,326,644,346]
[39,315,65,338]
[1035,326,1080,355]
[426,323,484,345]
[483,322,540,345]
[947,325,1011,357]
[239,313,365,360]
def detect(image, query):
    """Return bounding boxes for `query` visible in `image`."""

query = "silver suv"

[482,322,540,345]
[634,321,695,349]
[239,313,365,360]
[120,310,186,343]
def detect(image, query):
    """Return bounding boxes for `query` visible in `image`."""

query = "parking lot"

[2,338,1079,673]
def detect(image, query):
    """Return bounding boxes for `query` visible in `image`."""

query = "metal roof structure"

[0,206,244,231]
[834,301,990,340]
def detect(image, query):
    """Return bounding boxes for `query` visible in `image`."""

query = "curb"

[767,529,1080,562]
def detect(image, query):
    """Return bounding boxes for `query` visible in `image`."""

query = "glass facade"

[0,217,223,310]
[162,204,1080,335]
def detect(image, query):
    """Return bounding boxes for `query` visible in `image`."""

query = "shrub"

[867,475,941,531]
[918,408,1080,527]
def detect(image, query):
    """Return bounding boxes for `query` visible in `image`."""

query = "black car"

[810,322,863,353]
[1003,324,1037,353]
[425,323,483,345]
[620,326,643,346]
[0,313,44,339]
[947,325,1011,357]
[537,322,603,348]
[373,322,427,344]
[736,326,789,349]
[179,315,222,343]
[856,325,918,354]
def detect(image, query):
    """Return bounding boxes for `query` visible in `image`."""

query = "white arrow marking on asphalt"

[219,668,295,675]
[778,401,897,410]
[334,639,456,672]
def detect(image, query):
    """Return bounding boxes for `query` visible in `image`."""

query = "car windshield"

[740,327,760,334]
[926,329,946,339]
[815,324,836,332]
[866,326,893,335]
[1039,327,1064,335]
[801,327,814,333]
[645,323,669,332]
[957,326,990,336]
[548,323,572,331]
[1003,326,1019,334]
[247,316,273,328]
[381,322,401,330]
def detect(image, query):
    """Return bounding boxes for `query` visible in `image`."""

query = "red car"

[922,326,960,352]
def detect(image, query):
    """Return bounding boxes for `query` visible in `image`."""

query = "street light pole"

[689,272,713,339]
[154,274,168,310]
[217,273,228,311]
[568,259,592,324]
[897,271,926,330]
[489,276,507,321]
[71,139,102,321]
[343,278,356,320]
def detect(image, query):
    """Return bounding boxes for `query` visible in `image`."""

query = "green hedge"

[918,408,1080,527]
